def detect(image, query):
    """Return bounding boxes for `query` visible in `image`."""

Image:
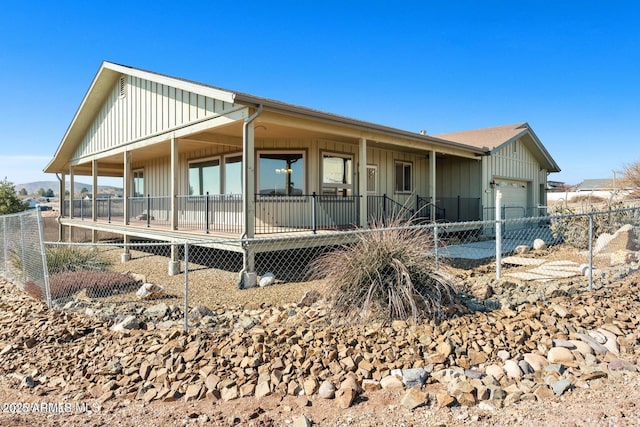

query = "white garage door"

[496,179,527,219]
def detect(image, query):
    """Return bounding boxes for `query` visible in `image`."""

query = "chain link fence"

[2,205,640,331]
[0,209,50,304]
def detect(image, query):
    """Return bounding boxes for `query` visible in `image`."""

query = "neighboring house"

[435,123,560,220]
[44,62,560,284]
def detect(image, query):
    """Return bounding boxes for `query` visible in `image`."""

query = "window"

[322,152,353,196]
[133,169,144,197]
[258,151,305,196]
[189,158,221,195]
[224,155,242,194]
[395,161,412,193]
[366,165,377,193]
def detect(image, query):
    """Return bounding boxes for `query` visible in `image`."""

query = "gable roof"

[435,122,561,173]
[46,61,487,174]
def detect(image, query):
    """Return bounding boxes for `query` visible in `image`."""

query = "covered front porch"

[61,192,465,235]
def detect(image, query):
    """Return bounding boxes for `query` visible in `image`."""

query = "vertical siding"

[73,75,239,160]
[486,137,544,207]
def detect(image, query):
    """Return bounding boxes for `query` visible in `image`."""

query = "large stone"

[547,347,575,364]
[401,387,428,410]
[523,353,549,371]
[259,273,276,287]
[188,306,214,322]
[402,368,428,387]
[380,375,404,390]
[335,387,357,409]
[533,239,547,251]
[503,360,522,379]
[292,415,312,427]
[110,315,140,332]
[318,381,336,399]
[594,224,635,254]
[136,283,165,300]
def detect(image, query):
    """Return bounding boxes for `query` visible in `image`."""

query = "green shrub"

[309,219,458,323]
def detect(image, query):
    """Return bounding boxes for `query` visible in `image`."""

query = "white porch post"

[122,151,131,262]
[123,151,131,225]
[69,166,75,219]
[68,166,75,242]
[169,134,180,276]
[91,159,98,243]
[91,159,98,222]
[430,150,436,221]
[170,134,178,230]
[240,106,260,289]
[359,138,368,228]
[59,172,65,242]
[243,122,256,240]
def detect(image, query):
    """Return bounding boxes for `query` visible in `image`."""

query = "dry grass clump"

[309,219,459,323]
[46,246,112,274]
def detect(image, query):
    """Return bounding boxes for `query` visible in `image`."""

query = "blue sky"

[1,1,638,186]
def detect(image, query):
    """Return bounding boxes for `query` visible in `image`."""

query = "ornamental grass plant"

[309,218,459,323]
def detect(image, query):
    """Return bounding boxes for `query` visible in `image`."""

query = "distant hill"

[16,181,123,196]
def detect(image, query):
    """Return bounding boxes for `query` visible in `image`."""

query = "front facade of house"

[45,62,560,282]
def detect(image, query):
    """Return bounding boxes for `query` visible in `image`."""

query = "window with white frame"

[133,169,144,197]
[322,152,353,196]
[366,165,377,193]
[394,161,413,193]
[258,151,305,196]
[188,157,221,196]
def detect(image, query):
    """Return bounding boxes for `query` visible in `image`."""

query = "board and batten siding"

[73,75,239,161]
[482,137,545,213]
[130,136,442,203]
[435,157,481,198]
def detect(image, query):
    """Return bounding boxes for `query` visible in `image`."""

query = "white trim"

[394,160,413,194]
[321,151,354,196]
[366,164,378,194]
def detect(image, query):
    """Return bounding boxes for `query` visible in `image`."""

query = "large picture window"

[189,158,221,196]
[258,151,305,196]
[322,152,353,196]
[395,161,413,193]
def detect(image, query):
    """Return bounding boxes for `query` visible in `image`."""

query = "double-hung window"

[395,161,413,193]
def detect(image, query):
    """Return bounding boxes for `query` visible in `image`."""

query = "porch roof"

[45,61,487,175]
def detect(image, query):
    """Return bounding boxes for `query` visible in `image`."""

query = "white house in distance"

[44,61,560,284]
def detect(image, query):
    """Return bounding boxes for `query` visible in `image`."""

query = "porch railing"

[256,193,361,234]
[367,195,415,225]
[418,196,480,222]
[61,193,482,235]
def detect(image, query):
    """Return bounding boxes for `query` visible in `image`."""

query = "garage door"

[496,179,527,220]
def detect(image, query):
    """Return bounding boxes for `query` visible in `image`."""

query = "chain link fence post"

[495,190,502,280]
[36,209,52,308]
[183,241,189,332]
[588,213,594,291]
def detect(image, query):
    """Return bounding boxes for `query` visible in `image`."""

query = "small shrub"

[550,199,637,249]
[309,219,458,323]
[46,246,112,274]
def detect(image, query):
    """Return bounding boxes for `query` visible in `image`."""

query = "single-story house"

[44,61,560,284]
